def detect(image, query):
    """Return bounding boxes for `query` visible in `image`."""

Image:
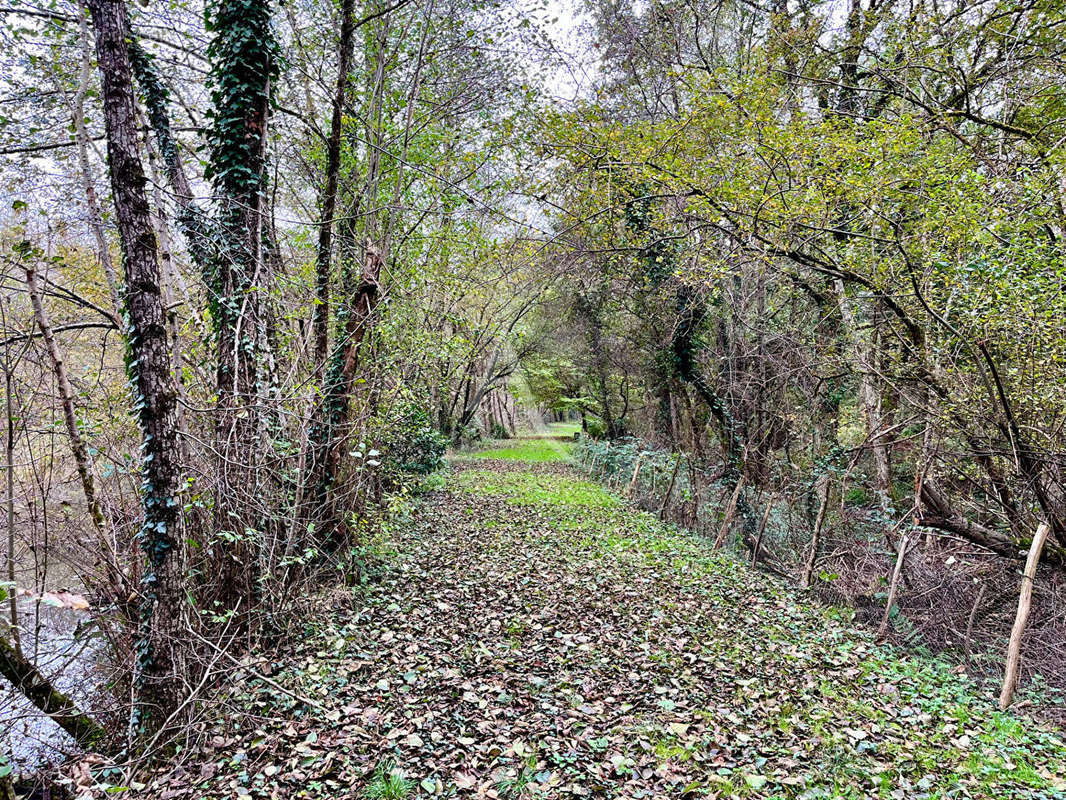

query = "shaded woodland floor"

[132,436,1066,800]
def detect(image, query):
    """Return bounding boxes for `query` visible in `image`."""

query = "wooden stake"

[714,475,747,549]
[685,457,698,526]
[659,454,683,520]
[626,455,644,499]
[999,521,1050,710]
[801,474,831,588]
[2,313,19,658]
[751,494,774,566]
[876,534,910,640]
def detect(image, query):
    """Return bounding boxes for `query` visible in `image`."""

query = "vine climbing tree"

[85,0,187,738]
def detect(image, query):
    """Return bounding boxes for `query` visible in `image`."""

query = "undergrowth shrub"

[456,424,483,448]
[381,403,448,477]
[584,418,608,439]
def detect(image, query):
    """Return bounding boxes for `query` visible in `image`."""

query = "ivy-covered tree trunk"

[205,0,279,609]
[85,0,187,737]
[671,285,760,551]
[305,13,392,548]
[574,290,622,438]
[311,0,358,372]
[623,193,761,552]
[128,36,215,274]
[300,0,358,545]
[309,242,383,547]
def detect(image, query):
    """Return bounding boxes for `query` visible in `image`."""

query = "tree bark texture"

[86,0,187,737]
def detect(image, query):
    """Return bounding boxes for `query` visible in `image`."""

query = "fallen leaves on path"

[136,453,1066,800]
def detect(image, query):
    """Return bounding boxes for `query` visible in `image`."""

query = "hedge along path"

[141,436,1066,800]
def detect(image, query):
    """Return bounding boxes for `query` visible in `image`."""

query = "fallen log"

[918,482,1065,568]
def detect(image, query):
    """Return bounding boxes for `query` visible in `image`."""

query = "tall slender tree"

[84,0,187,737]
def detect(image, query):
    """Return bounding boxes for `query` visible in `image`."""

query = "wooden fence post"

[659,454,683,520]
[999,522,1050,710]
[801,474,831,588]
[627,455,644,499]
[876,533,910,640]
[714,475,747,549]
[751,494,774,565]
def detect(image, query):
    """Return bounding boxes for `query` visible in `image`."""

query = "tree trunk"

[23,265,125,598]
[311,244,384,546]
[0,633,106,750]
[918,480,1065,567]
[835,280,891,510]
[72,0,122,321]
[205,0,278,610]
[672,285,761,547]
[751,495,774,566]
[659,454,683,520]
[311,0,358,372]
[802,473,831,588]
[627,455,644,499]
[3,341,19,658]
[714,475,747,549]
[876,534,909,640]
[128,34,218,288]
[86,0,187,738]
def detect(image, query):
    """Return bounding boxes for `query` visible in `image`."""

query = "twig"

[191,630,328,711]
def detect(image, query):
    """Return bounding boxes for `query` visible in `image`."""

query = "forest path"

[143,433,1065,799]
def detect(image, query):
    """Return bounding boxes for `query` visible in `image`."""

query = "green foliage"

[204,0,279,200]
[203,0,281,357]
[583,418,607,439]
[413,469,449,494]
[844,486,869,507]
[381,404,448,476]
[128,36,217,273]
[520,353,588,414]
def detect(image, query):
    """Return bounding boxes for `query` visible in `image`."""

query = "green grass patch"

[461,437,572,463]
[453,469,618,508]
[531,421,581,438]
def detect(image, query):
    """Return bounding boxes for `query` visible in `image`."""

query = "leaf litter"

[134,452,1066,799]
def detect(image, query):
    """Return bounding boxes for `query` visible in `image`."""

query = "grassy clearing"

[452,468,617,508]
[530,421,581,438]
[458,435,573,463]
